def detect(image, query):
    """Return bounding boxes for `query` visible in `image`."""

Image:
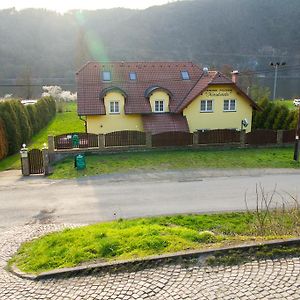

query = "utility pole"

[270,62,286,101]
[293,105,300,161]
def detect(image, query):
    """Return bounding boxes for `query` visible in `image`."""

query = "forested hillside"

[0,0,299,83]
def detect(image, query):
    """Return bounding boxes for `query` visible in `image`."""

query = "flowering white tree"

[42,86,77,102]
[42,86,77,112]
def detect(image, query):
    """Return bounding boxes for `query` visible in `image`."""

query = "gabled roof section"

[77,61,203,115]
[175,71,260,112]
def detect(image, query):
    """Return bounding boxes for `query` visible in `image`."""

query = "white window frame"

[154,100,164,112]
[109,101,120,114]
[223,99,236,112]
[200,100,213,112]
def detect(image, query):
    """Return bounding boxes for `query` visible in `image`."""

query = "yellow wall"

[86,91,143,134]
[149,91,170,112]
[183,85,253,133]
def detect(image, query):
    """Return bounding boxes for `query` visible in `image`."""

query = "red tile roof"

[142,114,189,134]
[76,61,259,117]
[77,61,203,115]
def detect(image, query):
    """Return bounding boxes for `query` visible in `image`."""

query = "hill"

[0,0,299,96]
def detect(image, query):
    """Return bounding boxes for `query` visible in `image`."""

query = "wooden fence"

[50,129,296,151]
[245,129,277,145]
[54,133,98,150]
[197,129,240,144]
[152,131,193,147]
[282,129,296,143]
[105,130,146,147]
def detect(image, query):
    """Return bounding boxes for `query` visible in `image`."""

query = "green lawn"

[50,147,299,179]
[10,211,300,274]
[0,102,84,171]
[274,99,296,110]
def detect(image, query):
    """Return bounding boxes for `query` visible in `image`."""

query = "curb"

[10,238,300,281]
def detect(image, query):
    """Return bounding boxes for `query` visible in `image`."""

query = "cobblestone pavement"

[0,224,300,299]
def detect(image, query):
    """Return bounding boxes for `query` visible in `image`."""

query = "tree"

[42,86,76,113]
[0,118,8,160]
[0,101,21,154]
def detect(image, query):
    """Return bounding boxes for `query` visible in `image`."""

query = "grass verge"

[10,209,300,275]
[50,146,299,179]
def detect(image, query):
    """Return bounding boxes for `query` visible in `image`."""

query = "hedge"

[0,118,8,160]
[253,100,298,130]
[0,97,56,160]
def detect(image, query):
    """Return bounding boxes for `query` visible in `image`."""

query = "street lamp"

[293,105,300,161]
[270,62,286,101]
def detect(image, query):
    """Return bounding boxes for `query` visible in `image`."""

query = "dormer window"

[102,71,111,81]
[181,71,190,80]
[129,72,137,81]
[154,100,164,112]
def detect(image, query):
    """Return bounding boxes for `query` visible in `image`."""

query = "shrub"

[0,96,56,160]
[253,101,298,130]
[0,101,22,155]
[0,118,8,160]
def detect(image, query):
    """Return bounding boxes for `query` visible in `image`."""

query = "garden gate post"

[48,136,55,153]
[277,130,283,145]
[20,146,30,176]
[42,147,52,175]
[146,132,152,148]
[193,131,198,146]
[240,130,246,148]
[98,134,105,149]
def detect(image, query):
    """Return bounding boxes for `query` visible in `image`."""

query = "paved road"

[1,224,300,299]
[0,169,299,231]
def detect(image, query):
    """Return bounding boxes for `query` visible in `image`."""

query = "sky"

[0,0,175,12]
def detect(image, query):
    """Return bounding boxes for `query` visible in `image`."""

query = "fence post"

[193,131,198,146]
[146,132,152,148]
[98,134,105,149]
[48,135,55,153]
[277,130,283,145]
[42,147,52,175]
[240,130,246,147]
[20,146,30,176]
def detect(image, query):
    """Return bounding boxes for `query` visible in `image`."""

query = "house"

[76,61,259,134]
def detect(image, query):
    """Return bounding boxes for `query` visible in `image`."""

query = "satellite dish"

[241,118,248,127]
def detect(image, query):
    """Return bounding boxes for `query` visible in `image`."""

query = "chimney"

[203,67,209,76]
[231,70,239,83]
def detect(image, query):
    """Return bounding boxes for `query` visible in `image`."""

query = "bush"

[0,101,22,155]
[0,118,8,160]
[253,100,298,130]
[0,97,56,160]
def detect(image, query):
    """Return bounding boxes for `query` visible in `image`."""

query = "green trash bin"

[74,154,86,170]
[72,134,79,148]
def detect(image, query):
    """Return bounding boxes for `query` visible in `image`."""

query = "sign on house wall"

[203,88,233,97]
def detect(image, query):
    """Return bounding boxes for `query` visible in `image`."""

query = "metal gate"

[28,149,44,174]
